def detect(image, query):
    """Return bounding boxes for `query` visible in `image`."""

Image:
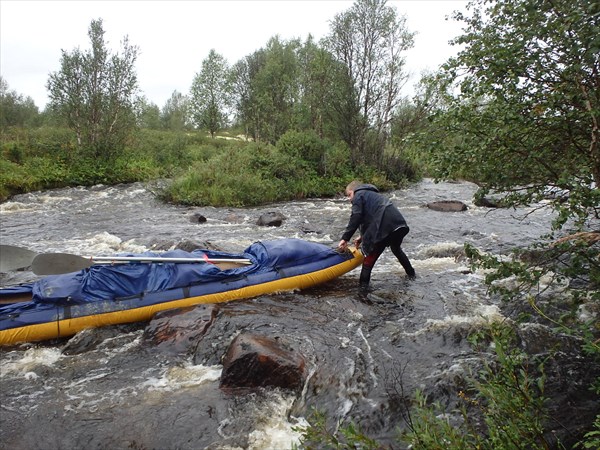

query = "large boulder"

[220,333,306,391]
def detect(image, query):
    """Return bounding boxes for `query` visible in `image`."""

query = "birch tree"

[47,19,138,159]
[325,0,414,166]
[190,49,230,138]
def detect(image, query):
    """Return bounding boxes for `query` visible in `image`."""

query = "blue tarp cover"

[27,239,337,304]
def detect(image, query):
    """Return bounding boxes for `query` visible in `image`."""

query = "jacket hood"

[354,184,379,193]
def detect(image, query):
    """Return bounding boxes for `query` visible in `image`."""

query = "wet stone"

[256,211,286,227]
[474,196,505,208]
[426,200,468,212]
[62,323,144,355]
[142,304,218,353]
[300,224,322,234]
[189,212,207,223]
[146,238,178,251]
[175,239,223,252]
[220,333,306,391]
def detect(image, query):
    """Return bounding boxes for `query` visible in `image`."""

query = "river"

[0,179,595,449]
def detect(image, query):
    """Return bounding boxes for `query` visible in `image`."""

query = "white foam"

[578,301,598,323]
[64,369,112,389]
[398,305,507,338]
[246,395,308,450]
[424,304,505,330]
[0,347,62,377]
[141,363,222,391]
[415,241,464,256]
[0,201,33,213]
[63,385,138,413]
[489,268,569,295]
[54,232,148,255]
[356,327,378,388]
[416,256,461,271]
[35,194,73,204]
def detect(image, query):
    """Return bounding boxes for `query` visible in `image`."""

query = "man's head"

[345,180,362,199]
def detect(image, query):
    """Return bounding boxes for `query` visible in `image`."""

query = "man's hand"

[338,240,348,251]
[353,236,362,248]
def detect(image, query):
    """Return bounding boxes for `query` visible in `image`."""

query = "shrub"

[276,130,328,173]
[26,126,77,159]
[323,140,352,178]
[162,141,324,206]
[0,159,30,200]
[380,152,418,184]
[2,141,25,164]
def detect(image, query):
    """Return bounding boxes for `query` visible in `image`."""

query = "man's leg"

[359,265,373,287]
[389,227,416,279]
[360,243,386,286]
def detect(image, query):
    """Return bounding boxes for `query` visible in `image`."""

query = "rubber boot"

[359,265,373,287]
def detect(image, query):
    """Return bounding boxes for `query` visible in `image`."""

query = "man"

[338,180,416,287]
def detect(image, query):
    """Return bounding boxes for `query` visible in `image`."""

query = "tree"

[255,37,302,144]
[135,97,161,130]
[296,36,356,143]
[0,76,40,129]
[190,49,231,138]
[230,37,302,144]
[325,0,414,166]
[420,5,600,436]
[231,36,300,144]
[46,18,139,159]
[424,0,600,229]
[161,90,190,131]
[230,49,267,141]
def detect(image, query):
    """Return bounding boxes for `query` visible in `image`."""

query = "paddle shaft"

[91,256,251,264]
[31,253,252,275]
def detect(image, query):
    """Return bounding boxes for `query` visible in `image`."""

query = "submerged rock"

[426,200,468,212]
[256,211,286,227]
[189,212,207,224]
[142,305,218,353]
[474,196,504,208]
[175,239,222,252]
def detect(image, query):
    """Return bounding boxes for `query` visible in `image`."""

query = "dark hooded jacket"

[341,184,408,255]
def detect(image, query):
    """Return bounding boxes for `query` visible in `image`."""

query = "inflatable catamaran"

[0,239,363,345]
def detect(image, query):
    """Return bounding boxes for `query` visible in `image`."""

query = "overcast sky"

[0,0,468,110]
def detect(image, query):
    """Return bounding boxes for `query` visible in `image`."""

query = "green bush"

[276,130,328,173]
[16,156,69,191]
[162,141,326,206]
[111,156,162,182]
[2,141,25,164]
[0,159,30,200]
[26,126,77,159]
[323,141,351,178]
[293,409,381,450]
[186,144,223,162]
[165,145,260,206]
[380,152,418,184]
